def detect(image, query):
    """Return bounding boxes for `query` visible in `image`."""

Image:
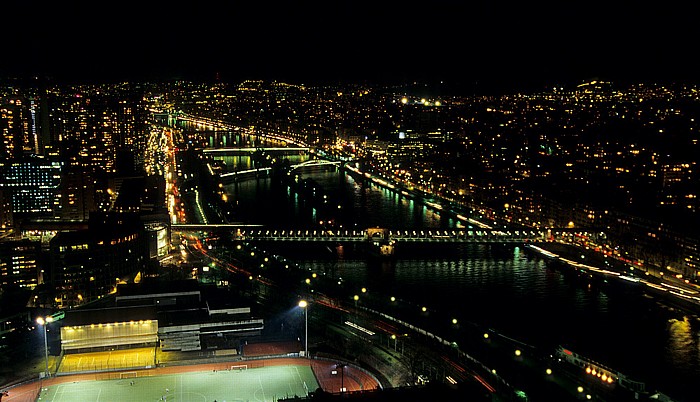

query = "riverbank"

[525,241,700,315]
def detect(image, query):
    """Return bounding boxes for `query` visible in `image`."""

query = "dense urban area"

[0,76,698,401]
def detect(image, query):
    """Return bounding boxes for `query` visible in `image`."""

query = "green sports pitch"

[37,364,319,402]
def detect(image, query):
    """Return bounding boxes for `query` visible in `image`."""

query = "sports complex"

[0,281,383,402]
[2,342,381,402]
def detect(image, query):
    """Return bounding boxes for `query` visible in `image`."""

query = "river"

[203,133,700,401]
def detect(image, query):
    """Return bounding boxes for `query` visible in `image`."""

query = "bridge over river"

[172,225,599,245]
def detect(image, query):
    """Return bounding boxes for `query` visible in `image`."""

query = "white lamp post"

[338,363,347,392]
[298,300,308,358]
[36,316,54,378]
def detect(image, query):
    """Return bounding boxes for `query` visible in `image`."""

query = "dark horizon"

[4,66,696,98]
[3,2,700,95]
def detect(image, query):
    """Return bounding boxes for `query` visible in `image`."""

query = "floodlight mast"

[298,300,308,358]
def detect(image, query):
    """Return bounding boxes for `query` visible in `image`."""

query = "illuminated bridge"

[218,159,341,180]
[171,225,600,244]
[203,146,310,155]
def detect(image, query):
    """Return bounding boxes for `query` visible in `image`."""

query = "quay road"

[306,276,650,402]
[344,290,650,402]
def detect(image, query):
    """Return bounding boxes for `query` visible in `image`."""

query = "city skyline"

[3,5,700,396]
[3,2,700,93]
[1,61,700,400]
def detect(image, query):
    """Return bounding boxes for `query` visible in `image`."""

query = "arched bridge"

[218,159,341,180]
[203,147,310,155]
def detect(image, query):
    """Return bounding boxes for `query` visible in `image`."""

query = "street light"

[337,363,347,393]
[36,316,54,378]
[298,300,308,358]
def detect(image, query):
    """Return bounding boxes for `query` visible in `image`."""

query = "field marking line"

[293,366,303,383]
[258,374,266,402]
[55,383,67,401]
[294,365,312,395]
[54,383,79,402]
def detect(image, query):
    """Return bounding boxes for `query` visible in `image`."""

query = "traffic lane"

[464,333,612,401]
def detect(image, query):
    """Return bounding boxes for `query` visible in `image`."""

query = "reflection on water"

[217,135,700,401]
[296,247,700,401]
[666,317,699,374]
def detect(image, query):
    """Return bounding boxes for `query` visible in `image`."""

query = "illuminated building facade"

[58,166,96,221]
[660,162,698,213]
[60,306,159,354]
[0,238,41,290]
[57,280,263,357]
[0,96,33,160]
[43,85,148,173]
[0,157,62,217]
[0,188,12,229]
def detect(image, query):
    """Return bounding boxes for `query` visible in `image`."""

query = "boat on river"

[555,346,679,401]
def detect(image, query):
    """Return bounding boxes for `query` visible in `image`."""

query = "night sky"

[3,2,699,93]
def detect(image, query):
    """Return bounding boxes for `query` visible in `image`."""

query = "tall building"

[660,162,698,213]
[0,96,33,160]
[0,238,41,290]
[0,188,12,229]
[59,166,96,221]
[43,84,148,174]
[0,157,62,218]
[48,212,147,308]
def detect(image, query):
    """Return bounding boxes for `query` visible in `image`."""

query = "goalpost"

[230,364,248,371]
[119,372,138,379]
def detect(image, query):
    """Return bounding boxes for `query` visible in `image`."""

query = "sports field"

[37,364,318,402]
[3,343,381,401]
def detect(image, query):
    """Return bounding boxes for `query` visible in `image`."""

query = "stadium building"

[55,279,264,373]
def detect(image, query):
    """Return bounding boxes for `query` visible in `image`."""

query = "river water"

[206,134,700,401]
